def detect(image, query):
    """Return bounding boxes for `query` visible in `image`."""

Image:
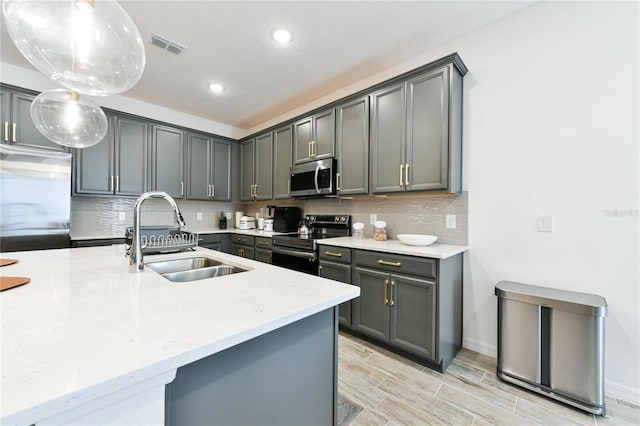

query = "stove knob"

[334,217,340,222]
[340,217,346,222]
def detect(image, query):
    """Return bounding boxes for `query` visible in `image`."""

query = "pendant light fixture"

[2,0,145,148]
[2,0,145,96]
[30,89,108,148]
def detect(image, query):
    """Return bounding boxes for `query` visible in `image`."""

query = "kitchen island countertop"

[0,245,358,424]
[318,236,468,259]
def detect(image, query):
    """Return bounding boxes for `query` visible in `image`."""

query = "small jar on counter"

[373,220,387,241]
[352,222,364,238]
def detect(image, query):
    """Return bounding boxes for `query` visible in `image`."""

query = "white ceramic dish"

[397,234,438,246]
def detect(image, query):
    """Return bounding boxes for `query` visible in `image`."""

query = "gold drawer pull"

[324,251,342,257]
[384,279,389,305]
[257,241,270,247]
[390,280,395,306]
[378,259,401,267]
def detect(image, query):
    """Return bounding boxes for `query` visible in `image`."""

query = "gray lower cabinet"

[273,125,292,199]
[74,115,148,196]
[150,124,184,198]
[254,236,273,264]
[199,233,229,252]
[185,133,232,201]
[371,60,464,194]
[230,234,254,259]
[351,249,462,372]
[293,109,334,164]
[0,85,68,152]
[240,133,273,201]
[318,247,352,327]
[335,96,369,195]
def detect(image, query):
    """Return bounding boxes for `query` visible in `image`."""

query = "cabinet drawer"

[254,236,273,250]
[319,246,351,263]
[354,250,436,279]
[199,233,224,245]
[231,234,254,246]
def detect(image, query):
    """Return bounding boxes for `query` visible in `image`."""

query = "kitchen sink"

[145,256,248,282]
[161,265,247,282]
[146,257,224,274]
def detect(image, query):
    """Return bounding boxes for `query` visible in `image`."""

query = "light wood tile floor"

[338,332,640,426]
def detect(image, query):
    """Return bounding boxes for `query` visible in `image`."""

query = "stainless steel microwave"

[289,158,337,198]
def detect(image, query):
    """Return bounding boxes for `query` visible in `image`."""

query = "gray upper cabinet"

[371,61,464,194]
[335,96,369,195]
[186,132,232,201]
[240,133,273,201]
[1,86,68,152]
[293,109,335,164]
[150,125,184,198]
[273,125,292,199]
[74,115,148,196]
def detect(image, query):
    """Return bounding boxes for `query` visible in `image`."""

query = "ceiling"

[0,1,534,131]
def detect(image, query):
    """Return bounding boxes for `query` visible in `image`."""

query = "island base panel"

[165,307,338,425]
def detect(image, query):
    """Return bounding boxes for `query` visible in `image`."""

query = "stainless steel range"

[271,214,351,275]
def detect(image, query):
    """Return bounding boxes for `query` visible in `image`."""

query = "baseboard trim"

[462,338,639,407]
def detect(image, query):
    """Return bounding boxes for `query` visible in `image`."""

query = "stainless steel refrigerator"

[0,144,71,252]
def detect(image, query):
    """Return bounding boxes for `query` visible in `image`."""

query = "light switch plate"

[446,215,456,229]
[370,214,377,225]
[538,215,554,232]
[196,212,203,221]
[118,212,125,221]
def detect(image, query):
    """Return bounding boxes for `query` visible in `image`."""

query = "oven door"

[271,247,318,275]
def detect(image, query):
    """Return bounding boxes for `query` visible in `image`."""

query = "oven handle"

[272,246,317,261]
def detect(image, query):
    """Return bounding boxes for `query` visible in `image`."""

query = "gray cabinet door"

[273,125,292,199]
[389,273,436,361]
[10,91,68,152]
[254,132,273,200]
[312,109,335,160]
[231,244,254,259]
[74,115,115,195]
[319,260,352,327]
[293,116,312,164]
[352,266,390,342]
[114,117,148,196]
[0,87,9,142]
[254,248,272,264]
[185,132,210,200]
[211,138,231,201]
[240,139,255,201]
[335,96,369,195]
[371,83,405,193]
[406,68,449,191]
[151,125,184,198]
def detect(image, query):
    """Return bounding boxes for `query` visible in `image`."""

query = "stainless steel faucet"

[129,191,186,272]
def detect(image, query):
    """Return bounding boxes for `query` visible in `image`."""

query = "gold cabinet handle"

[324,251,342,257]
[12,122,16,142]
[207,184,211,197]
[211,184,214,198]
[110,175,114,192]
[239,248,244,256]
[384,279,389,305]
[336,172,341,191]
[180,181,184,196]
[254,184,258,198]
[308,141,312,158]
[400,164,404,186]
[116,175,120,192]
[405,163,409,186]
[378,259,402,267]
[257,241,270,247]
[390,280,395,306]
[3,122,8,142]
[312,140,316,157]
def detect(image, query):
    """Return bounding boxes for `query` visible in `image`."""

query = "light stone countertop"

[318,237,468,259]
[70,228,291,241]
[0,246,359,424]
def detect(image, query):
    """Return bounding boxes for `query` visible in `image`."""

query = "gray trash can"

[495,281,607,415]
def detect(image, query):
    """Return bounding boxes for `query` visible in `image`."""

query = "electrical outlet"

[370,214,377,225]
[538,215,553,232]
[118,212,125,221]
[446,215,456,229]
[196,212,203,221]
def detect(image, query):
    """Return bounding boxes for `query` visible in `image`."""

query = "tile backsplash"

[71,192,467,245]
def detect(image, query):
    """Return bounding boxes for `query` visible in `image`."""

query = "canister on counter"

[373,220,387,241]
[352,222,364,238]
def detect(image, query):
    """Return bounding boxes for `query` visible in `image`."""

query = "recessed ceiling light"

[208,83,224,94]
[272,28,293,44]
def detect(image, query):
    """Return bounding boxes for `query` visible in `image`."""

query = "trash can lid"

[495,281,607,317]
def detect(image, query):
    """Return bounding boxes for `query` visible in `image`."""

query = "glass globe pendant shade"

[2,0,145,96]
[30,89,108,148]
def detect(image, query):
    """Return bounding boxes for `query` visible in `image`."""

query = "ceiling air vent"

[151,33,188,56]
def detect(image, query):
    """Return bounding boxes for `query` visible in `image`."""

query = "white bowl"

[397,234,438,246]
